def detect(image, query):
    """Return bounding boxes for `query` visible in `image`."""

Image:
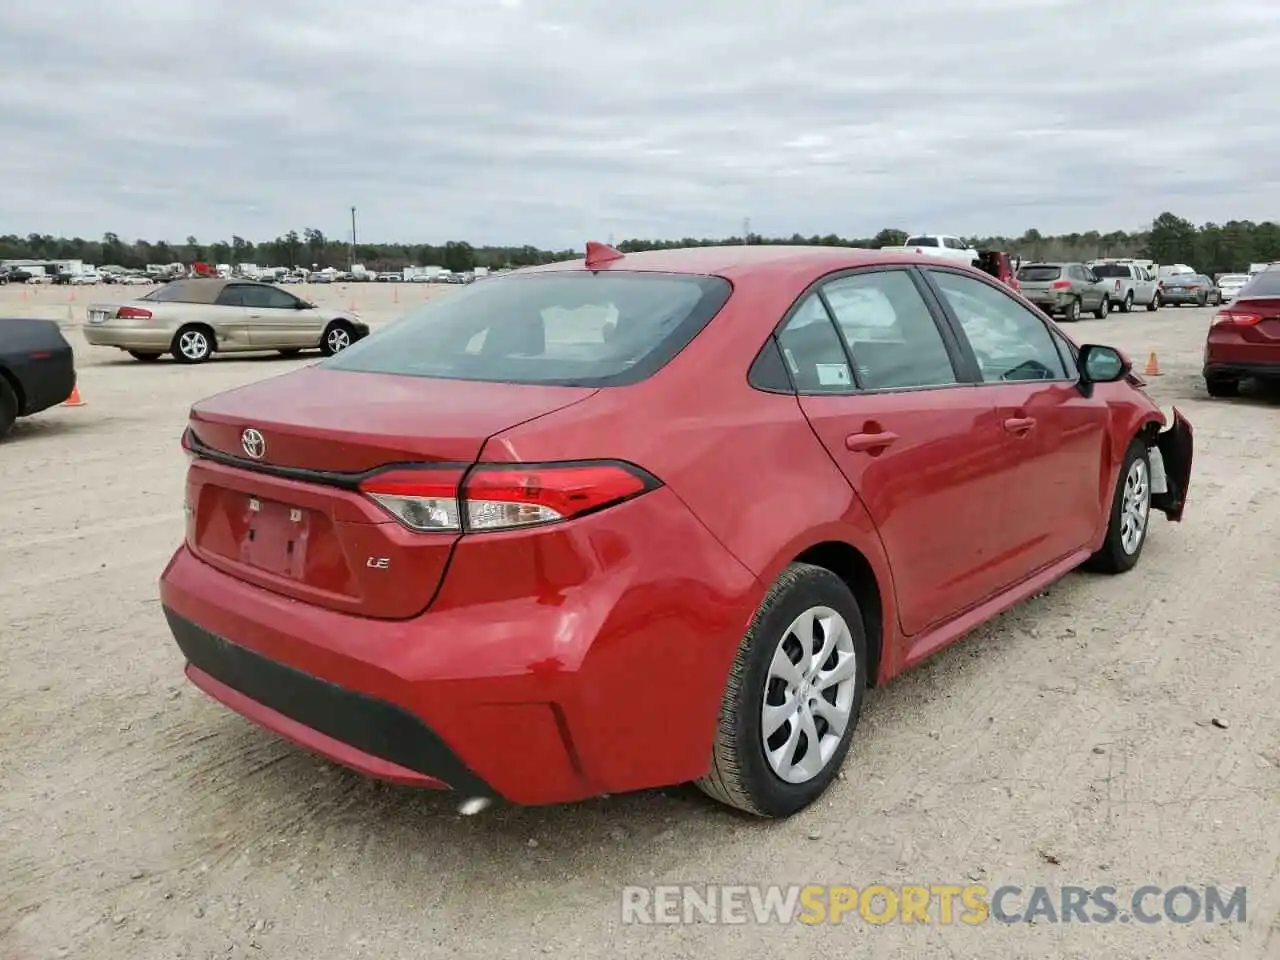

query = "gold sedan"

[82,278,369,363]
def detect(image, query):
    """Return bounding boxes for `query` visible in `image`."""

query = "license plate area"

[88,310,109,324]
[239,495,313,578]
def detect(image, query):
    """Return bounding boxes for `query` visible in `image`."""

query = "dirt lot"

[2,282,1277,959]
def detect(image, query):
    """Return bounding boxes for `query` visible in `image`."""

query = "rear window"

[1090,264,1131,278]
[1219,275,1250,284]
[322,271,732,387]
[1236,269,1280,299]
[141,280,205,303]
[905,236,938,247]
[1017,265,1062,281]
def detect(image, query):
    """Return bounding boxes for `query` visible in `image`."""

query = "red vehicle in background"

[160,243,1193,819]
[976,250,1018,291]
[1204,266,1280,397]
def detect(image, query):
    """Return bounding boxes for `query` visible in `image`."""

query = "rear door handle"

[845,431,899,452]
[1003,417,1036,434]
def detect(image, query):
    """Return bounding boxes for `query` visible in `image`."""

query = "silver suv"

[1015,262,1110,321]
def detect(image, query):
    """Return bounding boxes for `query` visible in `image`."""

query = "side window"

[822,271,959,390]
[239,285,298,309]
[928,270,1070,383]
[215,285,245,307]
[775,294,854,393]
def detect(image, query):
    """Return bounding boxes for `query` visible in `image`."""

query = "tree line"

[2,212,1276,276]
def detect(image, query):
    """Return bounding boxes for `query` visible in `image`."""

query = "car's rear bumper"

[157,487,760,805]
[1204,360,1280,381]
[82,322,174,350]
[1160,293,1204,304]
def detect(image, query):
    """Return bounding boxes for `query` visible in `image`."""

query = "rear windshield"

[1219,275,1250,284]
[1090,264,1131,278]
[322,271,732,387]
[1236,269,1280,298]
[1017,265,1062,281]
[905,236,938,247]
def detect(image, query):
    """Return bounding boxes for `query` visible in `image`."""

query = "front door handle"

[845,430,899,452]
[1003,416,1036,434]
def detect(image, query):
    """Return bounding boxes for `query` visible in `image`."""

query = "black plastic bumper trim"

[163,606,492,796]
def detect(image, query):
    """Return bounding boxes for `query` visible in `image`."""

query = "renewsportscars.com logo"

[621,884,1248,926]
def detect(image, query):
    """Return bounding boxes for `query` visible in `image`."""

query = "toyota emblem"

[241,428,266,460]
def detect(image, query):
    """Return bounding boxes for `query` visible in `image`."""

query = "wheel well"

[793,541,885,686]
[0,365,24,414]
[326,318,354,330]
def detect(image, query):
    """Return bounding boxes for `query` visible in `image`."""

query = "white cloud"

[0,0,1277,248]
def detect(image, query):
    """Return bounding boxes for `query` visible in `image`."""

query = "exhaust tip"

[458,796,491,816]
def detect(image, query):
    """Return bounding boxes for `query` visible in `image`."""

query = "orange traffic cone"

[62,385,86,407]
[348,299,357,312]
[68,290,76,301]
[1144,352,1162,376]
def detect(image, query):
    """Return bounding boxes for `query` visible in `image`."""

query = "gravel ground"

[2,283,1277,959]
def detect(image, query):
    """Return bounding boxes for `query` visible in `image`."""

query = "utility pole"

[349,206,357,271]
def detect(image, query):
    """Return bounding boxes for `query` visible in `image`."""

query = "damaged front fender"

[1150,407,1193,522]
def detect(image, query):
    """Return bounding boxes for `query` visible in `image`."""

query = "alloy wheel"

[327,327,352,352]
[1119,458,1150,555]
[179,330,210,361]
[761,606,858,784]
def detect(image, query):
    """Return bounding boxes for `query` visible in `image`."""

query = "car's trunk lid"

[184,367,598,618]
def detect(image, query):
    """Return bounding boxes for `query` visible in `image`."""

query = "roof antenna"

[584,240,624,270]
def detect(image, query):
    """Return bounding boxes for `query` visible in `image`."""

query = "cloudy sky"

[2,0,1278,249]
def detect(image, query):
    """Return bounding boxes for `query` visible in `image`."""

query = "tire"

[1120,292,1133,314]
[128,351,161,362]
[695,562,868,818]
[1061,298,1081,322]
[1094,296,1110,319]
[1198,294,1207,308]
[0,376,17,441]
[1083,440,1152,575]
[1205,376,1239,398]
[171,326,213,364]
[320,321,355,356]
[1146,292,1161,312]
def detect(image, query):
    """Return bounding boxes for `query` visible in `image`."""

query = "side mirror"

[1078,343,1129,383]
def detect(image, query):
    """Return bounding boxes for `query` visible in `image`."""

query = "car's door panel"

[922,268,1110,573]
[208,286,253,349]
[777,271,1015,635]
[241,285,319,348]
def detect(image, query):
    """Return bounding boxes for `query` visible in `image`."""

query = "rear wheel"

[0,377,17,441]
[320,321,355,356]
[1205,376,1239,398]
[128,351,161,362]
[1062,298,1081,322]
[171,326,213,364]
[1083,440,1151,574]
[695,563,868,818]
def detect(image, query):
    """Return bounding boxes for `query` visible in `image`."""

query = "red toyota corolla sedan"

[160,243,1193,819]
[1204,266,1280,397]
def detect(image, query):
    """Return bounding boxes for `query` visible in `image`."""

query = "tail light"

[1212,312,1261,327]
[117,306,153,319]
[180,427,198,462]
[1187,285,1200,291]
[1114,279,1122,291]
[1050,279,1071,290]
[358,461,660,533]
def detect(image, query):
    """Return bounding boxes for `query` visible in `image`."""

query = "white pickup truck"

[877,233,980,265]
